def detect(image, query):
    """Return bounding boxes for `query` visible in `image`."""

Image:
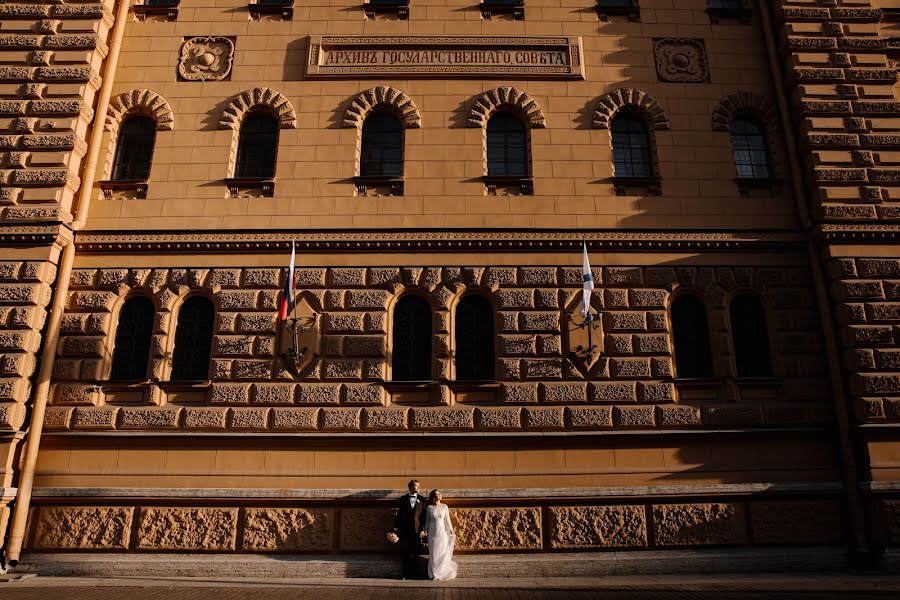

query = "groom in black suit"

[392,479,427,579]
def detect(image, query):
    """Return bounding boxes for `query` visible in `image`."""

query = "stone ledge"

[31,481,842,500]
[12,547,846,578]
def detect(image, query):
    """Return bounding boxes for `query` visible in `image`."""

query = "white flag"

[581,242,594,318]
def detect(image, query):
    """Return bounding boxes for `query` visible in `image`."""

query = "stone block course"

[296,384,340,404]
[33,506,134,550]
[541,382,586,403]
[568,406,613,429]
[550,505,647,549]
[750,501,841,544]
[652,503,747,547]
[477,406,521,430]
[137,507,238,551]
[364,407,407,429]
[271,408,319,430]
[451,508,542,550]
[243,508,332,551]
[412,407,474,430]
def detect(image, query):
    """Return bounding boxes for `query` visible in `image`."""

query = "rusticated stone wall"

[830,257,900,424]
[0,0,112,221]
[0,261,56,433]
[25,499,843,553]
[42,262,831,434]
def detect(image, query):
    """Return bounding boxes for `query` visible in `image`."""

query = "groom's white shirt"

[408,494,417,508]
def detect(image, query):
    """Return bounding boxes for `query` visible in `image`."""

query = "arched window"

[109,296,155,381]
[171,296,214,381]
[111,116,156,181]
[360,113,403,177]
[236,113,279,179]
[611,114,652,178]
[455,295,494,381]
[730,117,771,180]
[729,293,773,377]
[392,295,432,381]
[486,113,527,177]
[671,294,713,379]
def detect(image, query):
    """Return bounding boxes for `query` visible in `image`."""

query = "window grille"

[392,295,432,381]
[111,116,156,181]
[235,113,279,179]
[730,118,771,180]
[171,296,214,381]
[360,113,404,177]
[671,294,714,379]
[611,114,652,178]
[455,295,495,381]
[729,293,773,377]
[486,113,527,177]
[709,0,743,9]
[109,296,155,381]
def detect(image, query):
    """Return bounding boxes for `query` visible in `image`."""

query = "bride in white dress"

[425,489,458,580]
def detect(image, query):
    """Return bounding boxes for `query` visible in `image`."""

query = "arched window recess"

[454,294,496,382]
[109,295,156,382]
[729,292,774,380]
[593,89,668,196]
[343,87,420,197]
[711,92,780,194]
[468,88,545,196]
[170,295,215,382]
[390,295,433,384]
[219,87,296,198]
[100,89,174,200]
[134,0,180,22]
[707,0,751,23]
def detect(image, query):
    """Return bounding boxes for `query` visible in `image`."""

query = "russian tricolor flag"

[278,241,296,321]
[581,241,594,318]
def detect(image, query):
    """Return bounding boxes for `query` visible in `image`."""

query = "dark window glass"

[730,118,770,180]
[611,114,652,178]
[671,294,714,378]
[709,0,743,9]
[455,295,495,381]
[111,116,156,181]
[109,296,155,381]
[360,113,403,177]
[598,0,634,6]
[392,295,432,381]
[730,293,773,377]
[171,296,214,381]
[145,0,179,6]
[257,0,291,4]
[486,113,527,177]
[235,113,279,179]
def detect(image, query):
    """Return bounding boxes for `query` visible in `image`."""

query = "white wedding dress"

[426,503,458,580]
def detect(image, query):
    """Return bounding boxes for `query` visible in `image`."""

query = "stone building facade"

[0,0,898,572]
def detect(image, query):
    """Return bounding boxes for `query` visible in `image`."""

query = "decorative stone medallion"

[178,36,235,81]
[653,39,708,83]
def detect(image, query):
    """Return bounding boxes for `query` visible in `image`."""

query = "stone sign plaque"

[306,36,585,79]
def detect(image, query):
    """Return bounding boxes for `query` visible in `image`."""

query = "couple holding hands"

[388,480,458,580]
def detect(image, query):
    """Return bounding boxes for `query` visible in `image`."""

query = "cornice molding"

[0,224,72,247]
[817,223,900,243]
[72,230,806,254]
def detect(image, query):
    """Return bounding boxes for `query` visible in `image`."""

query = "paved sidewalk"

[2,574,900,599]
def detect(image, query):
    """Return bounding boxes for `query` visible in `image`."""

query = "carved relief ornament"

[342,86,421,129]
[105,89,174,132]
[467,87,546,129]
[653,38,708,83]
[218,87,297,130]
[178,37,235,81]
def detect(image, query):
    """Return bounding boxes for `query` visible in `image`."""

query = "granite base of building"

[13,548,850,579]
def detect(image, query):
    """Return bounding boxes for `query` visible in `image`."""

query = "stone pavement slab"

[2,574,900,599]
